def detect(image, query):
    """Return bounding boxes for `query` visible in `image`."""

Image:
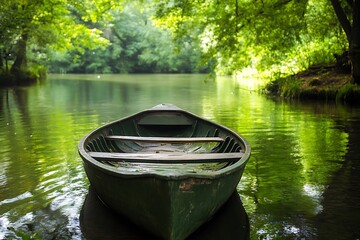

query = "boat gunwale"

[78,105,251,180]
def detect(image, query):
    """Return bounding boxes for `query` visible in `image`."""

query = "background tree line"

[48,3,209,74]
[0,0,359,85]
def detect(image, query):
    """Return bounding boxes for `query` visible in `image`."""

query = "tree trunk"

[0,49,3,70]
[5,52,9,73]
[350,0,360,84]
[10,33,28,74]
[350,48,360,84]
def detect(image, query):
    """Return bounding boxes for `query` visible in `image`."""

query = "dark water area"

[0,74,360,239]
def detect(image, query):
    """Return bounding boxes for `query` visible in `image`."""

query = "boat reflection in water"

[80,187,250,240]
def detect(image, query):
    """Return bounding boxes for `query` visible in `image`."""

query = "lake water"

[1,74,360,239]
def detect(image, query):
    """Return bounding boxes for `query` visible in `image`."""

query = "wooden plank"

[105,135,224,143]
[88,151,243,164]
[137,114,193,126]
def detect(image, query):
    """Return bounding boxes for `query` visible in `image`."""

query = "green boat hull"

[83,161,244,239]
[78,104,251,239]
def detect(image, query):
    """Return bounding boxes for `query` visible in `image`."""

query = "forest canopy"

[154,0,348,78]
[0,0,357,85]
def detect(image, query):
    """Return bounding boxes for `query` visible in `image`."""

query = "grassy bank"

[265,67,360,105]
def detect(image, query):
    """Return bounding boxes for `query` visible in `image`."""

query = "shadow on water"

[284,101,360,239]
[80,187,250,240]
[315,117,360,240]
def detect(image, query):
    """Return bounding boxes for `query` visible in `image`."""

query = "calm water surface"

[1,74,360,239]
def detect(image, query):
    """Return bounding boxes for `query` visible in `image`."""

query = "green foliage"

[153,0,348,78]
[0,0,120,84]
[265,76,302,99]
[281,78,302,99]
[336,83,360,104]
[0,0,352,81]
[48,3,207,73]
[6,227,42,240]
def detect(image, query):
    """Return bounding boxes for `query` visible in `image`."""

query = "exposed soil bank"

[265,66,360,105]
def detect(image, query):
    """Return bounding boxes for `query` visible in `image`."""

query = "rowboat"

[78,104,251,240]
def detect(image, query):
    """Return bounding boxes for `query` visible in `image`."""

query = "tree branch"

[330,0,352,42]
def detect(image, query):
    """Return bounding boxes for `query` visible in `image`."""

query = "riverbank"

[0,66,47,87]
[265,66,360,104]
